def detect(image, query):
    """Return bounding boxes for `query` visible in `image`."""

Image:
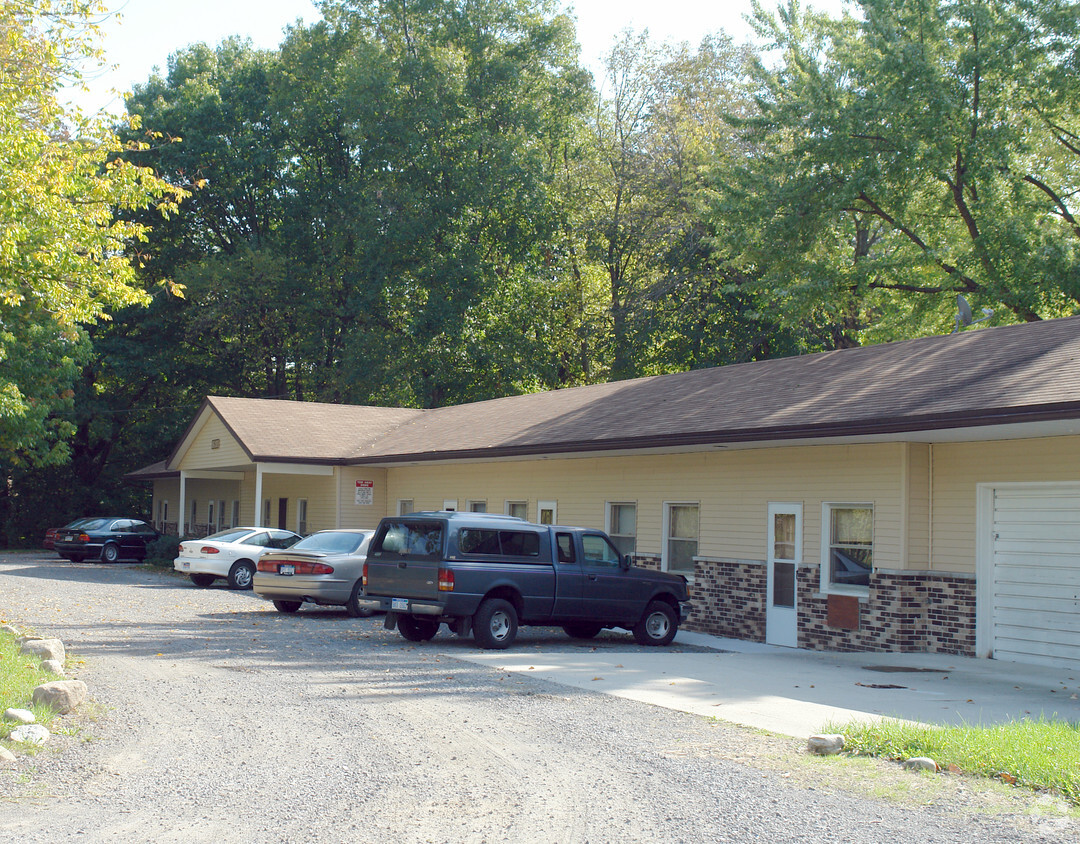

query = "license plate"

[392,598,409,611]
[181,561,189,570]
[279,564,295,576]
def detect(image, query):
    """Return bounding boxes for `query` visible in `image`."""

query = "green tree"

[0,1,182,468]
[718,0,1080,345]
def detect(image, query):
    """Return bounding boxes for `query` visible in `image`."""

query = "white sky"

[73,0,850,115]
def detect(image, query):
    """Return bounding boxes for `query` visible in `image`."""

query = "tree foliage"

[0,0,183,470]
[717,0,1080,345]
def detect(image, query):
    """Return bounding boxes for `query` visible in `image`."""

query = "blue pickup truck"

[358,511,692,649]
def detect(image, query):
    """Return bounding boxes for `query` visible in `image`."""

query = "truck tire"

[562,623,602,640]
[398,615,439,642]
[632,600,678,646]
[473,598,518,649]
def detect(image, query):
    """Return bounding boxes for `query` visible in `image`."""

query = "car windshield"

[291,532,367,554]
[204,529,255,543]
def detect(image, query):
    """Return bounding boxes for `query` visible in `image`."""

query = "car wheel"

[632,600,678,646]
[473,598,518,649]
[345,581,374,618]
[397,615,439,642]
[189,573,216,588]
[272,600,302,613]
[101,543,121,563]
[227,560,255,590]
[562,623,603,640]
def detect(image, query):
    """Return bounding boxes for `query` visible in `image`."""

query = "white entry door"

[766,503,802,647]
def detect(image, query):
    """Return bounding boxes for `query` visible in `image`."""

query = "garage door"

[991,485,1080,669]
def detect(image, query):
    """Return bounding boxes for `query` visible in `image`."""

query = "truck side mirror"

[620,554,632,571]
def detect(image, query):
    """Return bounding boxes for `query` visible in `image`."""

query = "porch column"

[254,465,264,527]
[178,471,187,538]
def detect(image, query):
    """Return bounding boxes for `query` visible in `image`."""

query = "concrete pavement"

[456,632,1080,738]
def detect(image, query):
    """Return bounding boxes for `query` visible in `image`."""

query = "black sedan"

[54,517,160,563]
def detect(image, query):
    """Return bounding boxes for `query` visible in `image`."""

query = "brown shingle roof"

[351,316,1080,462]
[205,397,425,462]
[150,316,1080,474]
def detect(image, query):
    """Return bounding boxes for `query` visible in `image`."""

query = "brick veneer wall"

[687,559,767,642]
[669,555,976,655]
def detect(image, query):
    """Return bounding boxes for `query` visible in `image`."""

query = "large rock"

[41,659,65,676]
[32,680,87,714]
[3,708,35,725]
[902,756,939,773]
[0,747,16,763]
[0,624,20,637]
[807,734,845,755]
[20,638,65,664]
[10,724,49,746]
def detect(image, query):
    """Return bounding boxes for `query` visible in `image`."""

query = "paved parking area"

[458,631,1080,737]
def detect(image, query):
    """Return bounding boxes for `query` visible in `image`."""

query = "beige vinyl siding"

[152,479,181,529]
[385,442,906,570]
[904,443,931,569]
[177,414,248,470]
[254,472,351,533]
[932,435,1080,574]
[335,467,390,529]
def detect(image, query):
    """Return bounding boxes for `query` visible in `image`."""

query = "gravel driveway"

[0,554,1074,843]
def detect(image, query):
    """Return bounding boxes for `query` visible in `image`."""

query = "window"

[538,500,557,525]
[373,520,444,559]
[607,503,636,556]
[467,500,487,513]
[398,499,414,516]
[556,533,576,563]
[190,499,198,530]
[218,500,226,529]
[664,503,698,575]
[582,534,622,568]
[262,498,271,526]
[157,500,169,532]
[505,500,527,520]
[297,499,308,534]
[458,529,541,558]
[230,500,239,528]
[823,505,873,590]
[207,502,216,531]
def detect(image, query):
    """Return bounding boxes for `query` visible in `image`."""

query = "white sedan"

[174,527,303,590]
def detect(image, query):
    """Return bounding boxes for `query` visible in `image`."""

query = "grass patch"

[0,628,60,742]
[831,717,1080,804]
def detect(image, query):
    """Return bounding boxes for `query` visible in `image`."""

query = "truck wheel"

[227,560,255,590]
[562,623,602,640]
[189,573,216,588]
[633,601,678,646]
[473,599,518,649]
[345,581,374,618]
[273,600,302,614]
[398,615,439,642]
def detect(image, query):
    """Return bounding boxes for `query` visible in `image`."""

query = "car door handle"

[588,575,599,581]
[398,562,407,568]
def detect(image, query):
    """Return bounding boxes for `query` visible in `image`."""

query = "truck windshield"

[372,520,444,559]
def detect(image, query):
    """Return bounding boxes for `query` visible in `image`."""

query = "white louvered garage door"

[991,485,1080,669]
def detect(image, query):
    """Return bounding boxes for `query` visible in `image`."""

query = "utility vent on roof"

[211,438,220,450]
